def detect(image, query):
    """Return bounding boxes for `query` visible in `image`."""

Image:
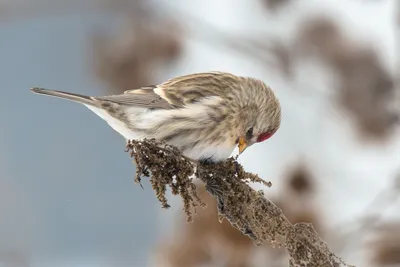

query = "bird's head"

[234,79,281,155]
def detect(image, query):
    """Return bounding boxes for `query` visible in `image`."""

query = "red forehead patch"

[256,131,275,143]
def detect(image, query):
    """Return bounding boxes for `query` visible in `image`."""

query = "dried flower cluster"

[126,139,352,267]
[126,139,204,221]
[125,139,270,222]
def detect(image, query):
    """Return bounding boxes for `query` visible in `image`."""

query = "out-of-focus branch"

[394,0,400,118]
[90,14,182,94]
[368,221,400,265]
[396,0,400,80]
[126,139,353,267]
[330,172,400,255]
[261,0,293,13]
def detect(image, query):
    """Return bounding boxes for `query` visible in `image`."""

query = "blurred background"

[1,0,400,266]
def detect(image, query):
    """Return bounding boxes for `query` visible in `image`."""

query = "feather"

[94,92,172,109]
[30,88,96,106]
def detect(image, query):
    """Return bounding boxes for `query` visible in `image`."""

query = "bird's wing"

[97,72,237,109]
[145,71,238,106]
[95,86,172,109]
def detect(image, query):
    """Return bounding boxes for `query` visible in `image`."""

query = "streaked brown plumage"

[30,71,281,162]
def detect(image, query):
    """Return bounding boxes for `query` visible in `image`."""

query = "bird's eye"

[246,127,254,139]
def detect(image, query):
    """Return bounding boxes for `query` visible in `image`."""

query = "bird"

[30,71,281,162]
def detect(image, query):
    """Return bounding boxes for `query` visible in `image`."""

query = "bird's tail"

[30,87,97,106]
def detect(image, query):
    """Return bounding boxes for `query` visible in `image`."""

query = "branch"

[125,139,353,267]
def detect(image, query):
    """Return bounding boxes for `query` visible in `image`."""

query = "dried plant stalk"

[126,138,353,267]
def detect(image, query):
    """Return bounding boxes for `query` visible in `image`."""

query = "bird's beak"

[238,136,248,154]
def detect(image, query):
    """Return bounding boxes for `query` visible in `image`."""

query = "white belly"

[181,142,236,162]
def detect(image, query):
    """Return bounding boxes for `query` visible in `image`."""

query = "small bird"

[31,71,281,162]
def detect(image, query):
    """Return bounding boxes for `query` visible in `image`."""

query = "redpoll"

[31,71,281,162]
